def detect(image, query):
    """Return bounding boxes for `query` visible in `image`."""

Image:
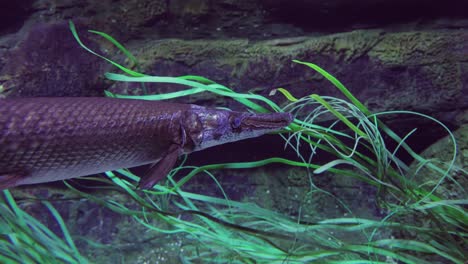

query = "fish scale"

[0,97,183,186]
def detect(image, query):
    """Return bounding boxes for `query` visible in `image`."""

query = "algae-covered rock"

[108,29,467,127]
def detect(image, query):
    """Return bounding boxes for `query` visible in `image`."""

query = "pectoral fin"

[138,147,180,189]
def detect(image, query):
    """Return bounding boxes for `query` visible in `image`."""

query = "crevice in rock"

[261,0,468,33]
[0,0,35,35]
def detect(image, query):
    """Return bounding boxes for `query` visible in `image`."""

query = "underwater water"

[1,1,467,263]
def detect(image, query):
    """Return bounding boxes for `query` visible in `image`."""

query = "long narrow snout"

[241,112,293,130]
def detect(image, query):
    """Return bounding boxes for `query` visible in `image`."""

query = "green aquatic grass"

[0,190,88,264]
[2,21,465,263]
[64,167,465,263]
[73,21,466,263]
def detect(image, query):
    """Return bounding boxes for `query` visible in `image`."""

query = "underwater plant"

[0,21,465,263]
[0,190,88,264]
[68,21,467,263]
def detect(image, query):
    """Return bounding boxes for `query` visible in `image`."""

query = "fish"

[0,97,292,189]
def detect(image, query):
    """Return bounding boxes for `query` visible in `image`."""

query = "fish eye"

[230,117,242,129]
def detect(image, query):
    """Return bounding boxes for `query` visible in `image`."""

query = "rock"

[409,124,468,200]
[1,21,106,97]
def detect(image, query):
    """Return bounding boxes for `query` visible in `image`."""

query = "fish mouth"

[241,112,293,129]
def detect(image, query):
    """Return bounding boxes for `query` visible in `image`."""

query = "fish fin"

[0,174,23,190]
[138,146,180,189]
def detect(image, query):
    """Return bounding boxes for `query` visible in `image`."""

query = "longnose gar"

[0,97,292,189]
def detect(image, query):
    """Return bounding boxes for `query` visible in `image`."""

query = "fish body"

[0,97,292,189]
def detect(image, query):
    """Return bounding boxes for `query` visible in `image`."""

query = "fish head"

[183,106,293,152]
